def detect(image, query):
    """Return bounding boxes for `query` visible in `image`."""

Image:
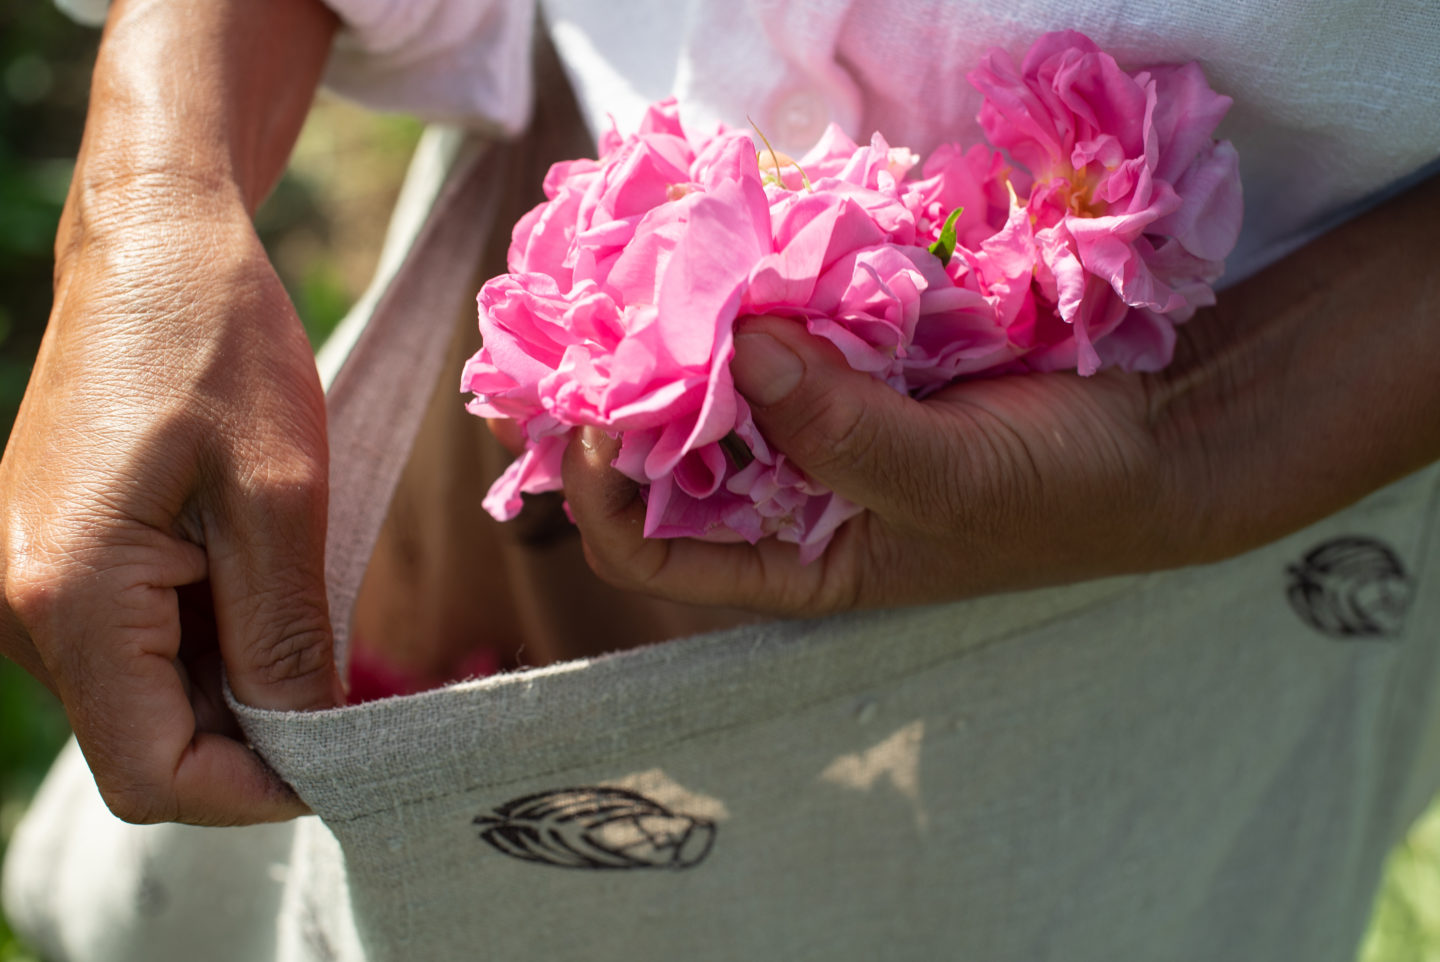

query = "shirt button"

[769,88,832,150]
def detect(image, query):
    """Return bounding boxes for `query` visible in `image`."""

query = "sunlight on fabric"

[610,768,732,822]
[819,720,928,831]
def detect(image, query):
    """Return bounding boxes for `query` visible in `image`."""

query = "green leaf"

[927,207,965,267]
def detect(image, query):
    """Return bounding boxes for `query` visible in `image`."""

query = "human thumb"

[730,315,946,521]
[209,468,344,713]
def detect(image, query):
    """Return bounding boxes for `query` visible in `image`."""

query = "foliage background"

[0,5,1436,961]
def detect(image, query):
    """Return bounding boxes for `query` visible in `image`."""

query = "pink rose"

[464,130,772,516]
[966,30,1241,374]
[904,142,1018,253]
[466,35,1242,561]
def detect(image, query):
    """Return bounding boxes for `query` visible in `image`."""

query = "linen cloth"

[7,3,1440,960]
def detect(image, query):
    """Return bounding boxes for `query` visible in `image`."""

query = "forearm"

[1153,172,1440,562]
[64,0,338,244]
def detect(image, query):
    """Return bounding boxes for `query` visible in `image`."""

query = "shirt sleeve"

[323,0,537,132]
[53,0,107,26]
[51,0,538,133]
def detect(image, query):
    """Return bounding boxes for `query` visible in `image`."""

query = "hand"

[0,201,339,825]
[563,314,1174,613]
[562,172,1440,615]
[0,0,341,825]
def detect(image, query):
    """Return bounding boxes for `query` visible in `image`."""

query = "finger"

[171,732,310,824]
[562,427,863,614]
[80,617,307,825]
[729,316,958,524]
[175,580,246,739]
[486,417,526,456]
[0,605,58,696]
[11,530,303,824]
[206,446,343,713]
[0,531,57,693]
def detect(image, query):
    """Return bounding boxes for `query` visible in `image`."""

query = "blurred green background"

[0,5,1437,962]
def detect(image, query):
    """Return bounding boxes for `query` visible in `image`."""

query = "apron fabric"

[6,90,1440,962]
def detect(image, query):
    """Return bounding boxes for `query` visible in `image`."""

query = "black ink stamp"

[474,787,716,870]
[1286,536,1413,638]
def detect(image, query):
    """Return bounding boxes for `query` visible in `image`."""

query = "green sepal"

[927,207,965,267]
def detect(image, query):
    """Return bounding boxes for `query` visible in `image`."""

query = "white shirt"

[56,0,1440,280]
[316,0,1440,283]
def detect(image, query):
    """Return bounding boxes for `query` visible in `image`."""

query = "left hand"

[561,312,1175,615]
[561,171,1440,616]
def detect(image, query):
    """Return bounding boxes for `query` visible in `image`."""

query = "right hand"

[0,0,343,828]
[0,188,343,825]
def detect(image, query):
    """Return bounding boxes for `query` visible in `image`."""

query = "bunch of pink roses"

[462,30,1242,561]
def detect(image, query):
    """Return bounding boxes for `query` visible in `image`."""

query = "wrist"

[1145,171,1440,567]
[53,175,255,299]
[70,0,336,220]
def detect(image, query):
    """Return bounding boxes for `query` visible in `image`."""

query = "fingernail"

[578,426,613,459]
[733,332,803,406]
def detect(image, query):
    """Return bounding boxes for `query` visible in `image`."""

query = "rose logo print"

[1286,536,1414,638]
[474,787,717,870]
